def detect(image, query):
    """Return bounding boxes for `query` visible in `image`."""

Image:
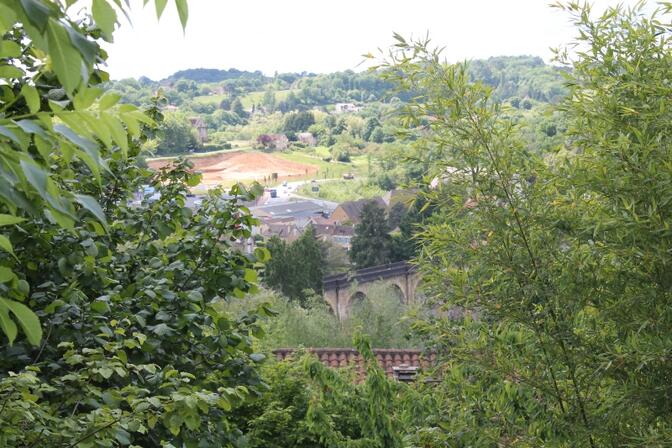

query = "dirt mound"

[147,151,318,186]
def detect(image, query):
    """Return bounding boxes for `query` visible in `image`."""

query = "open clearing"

[147,150,318,188]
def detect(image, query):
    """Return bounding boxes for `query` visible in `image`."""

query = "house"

[331,197,387,225]
[334,103,361,114]
[188,117,208,144]
[258,222,302,242]
[312,223,355,249]
[297,132,317,146]
[251,200,332,221]
[308,215,337,226]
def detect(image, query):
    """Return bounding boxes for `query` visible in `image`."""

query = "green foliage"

[387,202,406,229]
[301,333,403,447]
[222,284,421,350]
[283,110,315,133]
[1,158,270,446]
[264,226,324,304]
[234,336,407,448]
[155,111,200,155]
[468,55,567,103]
[350,201,393,268]
[168,68,268,83]
[362,117,381,141]
[0,1,287,446]
[231,97,246,118]
[298,179,384,203]
[0,0,184,346]
[233,358,324,447]
[378,2,672,445]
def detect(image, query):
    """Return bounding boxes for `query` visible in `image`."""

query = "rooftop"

[334,197,386,223]
[273,347,435,381]
[251,200,333,219]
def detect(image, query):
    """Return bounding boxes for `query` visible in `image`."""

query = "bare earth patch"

[147,151,318,187]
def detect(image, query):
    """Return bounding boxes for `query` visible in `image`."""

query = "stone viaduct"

[322,261,420,320]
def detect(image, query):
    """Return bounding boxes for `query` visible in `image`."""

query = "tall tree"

[379,2,672,445]
[350,201,393,268]
[231,97,246,118]
[262,90,276,112]
[264,226,323,304]
[283,111,315,133]
[156,112,200,154]
[0,1,277,446]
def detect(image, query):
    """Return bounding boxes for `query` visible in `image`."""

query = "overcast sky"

[104,0,642,80]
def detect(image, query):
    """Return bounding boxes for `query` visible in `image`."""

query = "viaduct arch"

[322,261,420,320]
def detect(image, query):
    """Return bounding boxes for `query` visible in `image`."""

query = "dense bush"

[380,3,672,444]
[0,3,273,446]
[223,284,422,350]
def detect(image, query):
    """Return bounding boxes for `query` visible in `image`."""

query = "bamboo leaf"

[0,214,25,227]
[174,0,188,31]
[155,0,168,18]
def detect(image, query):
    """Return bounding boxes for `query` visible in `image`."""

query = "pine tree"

[231,97,246,117]
[350,201,393,268]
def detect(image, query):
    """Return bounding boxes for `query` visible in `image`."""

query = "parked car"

[342,173,354,180]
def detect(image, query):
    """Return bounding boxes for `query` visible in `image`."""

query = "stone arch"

[322,261,421,320]
[345,290,367,319]
[388,282,406,304]
[349,290,367,306]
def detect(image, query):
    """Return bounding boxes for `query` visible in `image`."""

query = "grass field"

[298,179,384,203]
[240,90,291,109]
[314,146,331,158]
[192,90,293,110]
[192,94,226,105]
[276,152,369,181]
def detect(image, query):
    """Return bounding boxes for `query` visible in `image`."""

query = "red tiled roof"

[272,348,435,380]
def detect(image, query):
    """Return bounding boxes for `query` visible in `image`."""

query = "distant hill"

[468,55,567,103]
[104,56,568,110]
[165,68,270,83]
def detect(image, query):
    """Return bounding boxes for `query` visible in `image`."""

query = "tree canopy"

[349,201,393,268]
[264,226,324,305]
[375,2,672,445]
[0,1,277,446]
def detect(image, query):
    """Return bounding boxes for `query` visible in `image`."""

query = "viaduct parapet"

[322,261,420,320]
